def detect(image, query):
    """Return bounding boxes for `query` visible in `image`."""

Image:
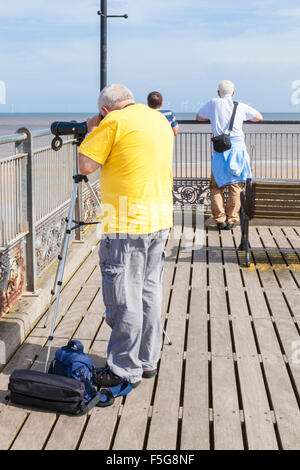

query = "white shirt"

[197,94,258,137]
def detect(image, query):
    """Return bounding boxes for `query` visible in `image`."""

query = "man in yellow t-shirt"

[78,84,174,389]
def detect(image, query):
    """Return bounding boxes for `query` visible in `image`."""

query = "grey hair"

[218,80,235,96]
[98,84,134,111]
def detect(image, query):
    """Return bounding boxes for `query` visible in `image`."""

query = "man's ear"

[101,105,110,116]
[217,90,221,97]
[232,91,235,96]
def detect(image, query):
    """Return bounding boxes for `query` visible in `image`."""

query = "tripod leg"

[44,181,79,373]
[162,327,172,345]
[43,230,67,328]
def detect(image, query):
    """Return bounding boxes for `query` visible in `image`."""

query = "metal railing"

[0,128,100,310]
[174,121,300,180]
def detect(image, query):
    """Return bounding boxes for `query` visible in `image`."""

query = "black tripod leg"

[44,180,79,373]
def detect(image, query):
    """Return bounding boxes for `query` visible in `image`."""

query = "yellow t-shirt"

[79,104,174,234]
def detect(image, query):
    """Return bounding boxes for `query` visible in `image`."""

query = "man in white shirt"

[196,80,263,229]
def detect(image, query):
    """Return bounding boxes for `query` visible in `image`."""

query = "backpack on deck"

[8,340,132,415]
[48,339,97,404]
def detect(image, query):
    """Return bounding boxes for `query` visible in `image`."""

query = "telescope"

[51,121,88,151]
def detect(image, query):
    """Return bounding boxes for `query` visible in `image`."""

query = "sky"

[1,0,300,113]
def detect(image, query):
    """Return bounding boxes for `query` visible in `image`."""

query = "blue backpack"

[48,340,132,408]
[49,340,97,404]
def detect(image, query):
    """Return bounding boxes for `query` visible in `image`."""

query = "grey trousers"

[99,229,169,384]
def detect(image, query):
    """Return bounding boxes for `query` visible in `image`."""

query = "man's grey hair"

[98,84,134,111]
[218,80,235,96]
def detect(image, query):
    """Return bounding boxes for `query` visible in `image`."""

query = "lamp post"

[97,0,128,91]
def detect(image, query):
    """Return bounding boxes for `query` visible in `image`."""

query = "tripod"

[43,174,102,372]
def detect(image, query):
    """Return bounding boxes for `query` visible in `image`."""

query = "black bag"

[211,101,238,153]
[8,369,114,416]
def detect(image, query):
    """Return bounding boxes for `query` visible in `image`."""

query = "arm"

[78,114,103,175]
[78,153,101,175]
[249,111,263,123]
[172,124,179,136]
[195,102,211,122]
[196,114,210,122]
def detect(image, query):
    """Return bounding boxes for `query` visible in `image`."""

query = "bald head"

[218,80,235,97]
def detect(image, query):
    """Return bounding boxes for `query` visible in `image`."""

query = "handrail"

[0,132,27,144]
[178,120,300,125]
[0,128,51,146]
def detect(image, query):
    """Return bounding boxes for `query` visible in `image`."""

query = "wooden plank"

[235,356,278,450]
[146,236,191,450]
[283,227,300,250]
[261,228,298,290]
[248,227,279,289]
[242,261,270,320]
[204,231,243,449]
[270,227,300,288]
[112,379,154,450]
[283,289,300,319]
[84,264,101,288]
[89,319,110,369]
[221,229,278,449]
[161,232,179,321]
[79,398,122,450]
[211,356,244,450]
[208,229,233,355]
[10,412,56,450]
[0,406,28,450]
[181,241,209,450]
[252,319,300,450]
[87,289,105,315]
[45,415,87,450]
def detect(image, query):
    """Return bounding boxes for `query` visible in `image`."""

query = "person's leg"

[225,182,245,225]
[210,174,226,224]
[99,235,146,385]
[139,229,169,373]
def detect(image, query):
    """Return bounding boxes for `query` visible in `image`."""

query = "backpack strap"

[83,389,115,412]
[228,101,239,133]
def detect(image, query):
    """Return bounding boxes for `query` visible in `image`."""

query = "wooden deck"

[0,224,300,450]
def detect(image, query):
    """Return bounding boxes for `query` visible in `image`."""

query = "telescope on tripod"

[43,124,103,372]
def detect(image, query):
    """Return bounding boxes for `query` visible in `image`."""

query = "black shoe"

[217,222,227,229]
[94,367,124,388]
[142,369,157,379]
[95,366,142,389]
[226,223,236,230]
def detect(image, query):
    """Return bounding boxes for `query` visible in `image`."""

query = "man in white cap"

[196,80,263,229]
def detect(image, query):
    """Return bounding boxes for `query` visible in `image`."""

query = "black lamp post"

[97,0,128,91]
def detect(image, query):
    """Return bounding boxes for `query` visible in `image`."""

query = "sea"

[1,112,300,159]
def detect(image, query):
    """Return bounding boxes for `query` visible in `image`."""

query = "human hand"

[86,114,102,133]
